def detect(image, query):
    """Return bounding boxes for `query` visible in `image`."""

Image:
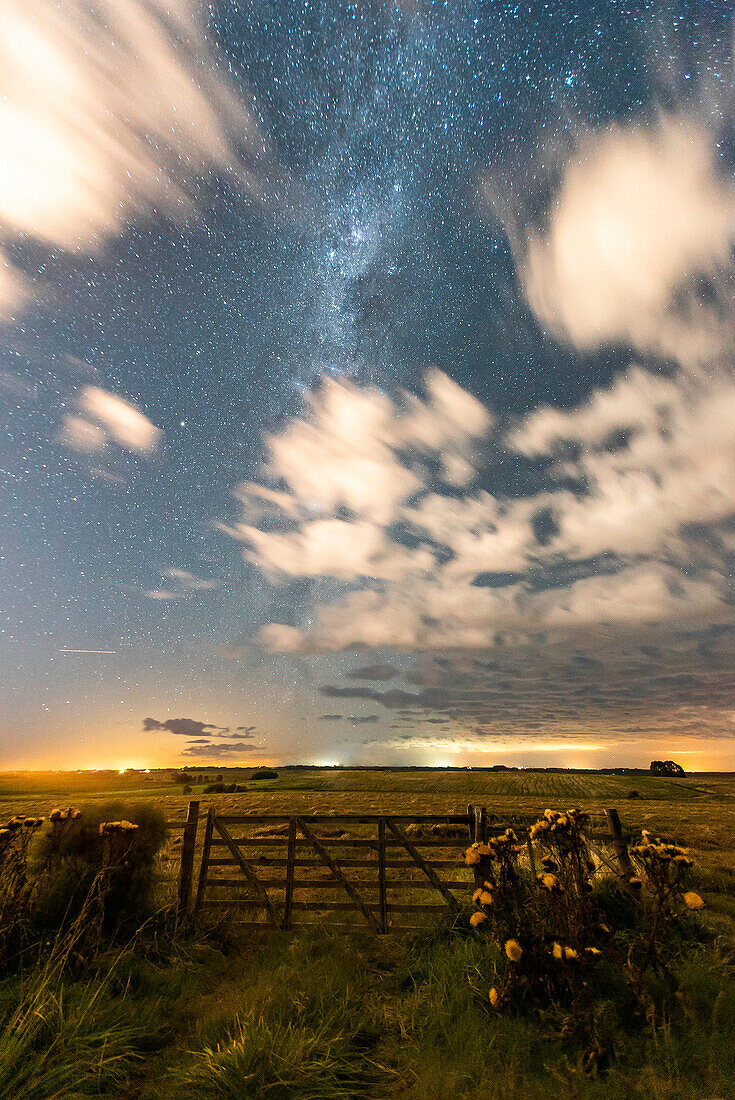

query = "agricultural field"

[2,764,734,852]
[1,768,734,1099]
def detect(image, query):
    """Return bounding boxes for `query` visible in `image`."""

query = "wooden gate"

[176,804,631,932]
[187,810,477,932]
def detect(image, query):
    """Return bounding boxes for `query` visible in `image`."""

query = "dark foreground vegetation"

[0,783,734,1099]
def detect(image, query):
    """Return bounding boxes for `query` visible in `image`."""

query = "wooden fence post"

[378,819,388,934]
[194,806,215,913]
[468,805,489,891]
[605,808,633,877]
[467,804,487,845]
[284,817,297,932]
[177,800,200,918]
[526,837,537,880]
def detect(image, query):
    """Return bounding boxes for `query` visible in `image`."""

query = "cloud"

[226,368,492,583]
[519,115,735,362]
[143,716,257,740]
[182,741,257,758]
[319,713,379,723]
[511,367,735,561]
[80,387,161,453]
[58,415,107,454]
[320,684,450,710]
[0,0,270,318]
[164,569,219,591]
[60,385,161,455]
[240,362,729,648]
[144,716,234,737]
[347,664,400,681]
[143,567,219,600]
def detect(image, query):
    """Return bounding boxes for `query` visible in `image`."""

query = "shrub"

[0,817,45,964]
[465,809,709,1061]
[204,782,249,794]
[250,769,278,781]
[34,802,167,934]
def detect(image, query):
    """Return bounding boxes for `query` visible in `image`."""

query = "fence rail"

[172,803,632,933]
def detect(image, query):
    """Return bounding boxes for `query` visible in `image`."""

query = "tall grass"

[173,932,402,1099]
[0,920,141,1100]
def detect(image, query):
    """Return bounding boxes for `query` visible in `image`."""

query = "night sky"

[2,0,735,770]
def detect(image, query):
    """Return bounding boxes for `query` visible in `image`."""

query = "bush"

[34,802,167,934]
[204,782,249,794]
[0,816,45,964]
[250,769,278,781]
[465,809,709,1060]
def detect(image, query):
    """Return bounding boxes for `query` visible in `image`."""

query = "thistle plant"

[465,810,708,1052]
[465,829,537,1010]
[529,808,599,950]
[0,816,45,966]
[78,821,140,957]
[627,831,703,982]
[44,808,82,865]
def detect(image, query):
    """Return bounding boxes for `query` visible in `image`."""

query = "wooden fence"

[174,803,632,933]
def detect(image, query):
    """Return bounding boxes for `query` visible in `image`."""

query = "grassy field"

[0,767,734,1099]
[2,765,734,855]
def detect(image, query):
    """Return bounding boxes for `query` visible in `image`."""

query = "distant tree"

[650,760,686,777]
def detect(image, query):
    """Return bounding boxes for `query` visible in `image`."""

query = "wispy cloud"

[319,714,379,724]
[347,664,400,681]
[0,0,271,317]
[143,567,219,600]
[60,385,161,455]
[163,569,219,592]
